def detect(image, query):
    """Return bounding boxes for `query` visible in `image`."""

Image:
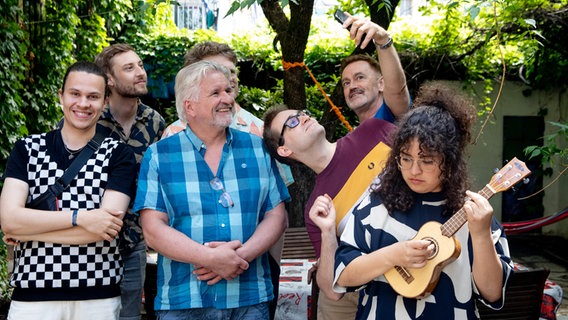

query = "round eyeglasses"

[278,110,311,146]
[396,155,439,173]
[209,177,234,208]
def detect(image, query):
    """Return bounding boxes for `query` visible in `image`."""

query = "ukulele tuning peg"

[523,178,530,185]
[492,168,500,174]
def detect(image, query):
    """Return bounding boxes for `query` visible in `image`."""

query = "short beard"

[213,115,234,128]
[113,83,148,98]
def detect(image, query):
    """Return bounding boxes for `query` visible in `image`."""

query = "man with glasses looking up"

[263,105,397,319]
[134,61,290,320]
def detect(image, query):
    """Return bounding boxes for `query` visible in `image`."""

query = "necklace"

[64,144,85,159]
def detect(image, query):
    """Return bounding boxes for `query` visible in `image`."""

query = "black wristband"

[72,209,78,227]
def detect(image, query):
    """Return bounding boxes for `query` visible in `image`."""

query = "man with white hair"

[134,61,290,319]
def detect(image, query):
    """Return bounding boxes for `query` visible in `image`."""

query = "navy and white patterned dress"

[334,191,514,319]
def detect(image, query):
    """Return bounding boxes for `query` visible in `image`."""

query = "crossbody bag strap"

[49,131,106,196]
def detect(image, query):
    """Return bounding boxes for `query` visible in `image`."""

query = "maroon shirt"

[304,118,396,257]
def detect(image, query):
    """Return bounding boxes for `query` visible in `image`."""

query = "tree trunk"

[259,0,401,227]
[260,0,315,227]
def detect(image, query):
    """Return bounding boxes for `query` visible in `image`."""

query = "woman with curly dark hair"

[327,81,513,319]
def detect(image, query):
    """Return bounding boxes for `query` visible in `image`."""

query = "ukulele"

[384,157,531,299]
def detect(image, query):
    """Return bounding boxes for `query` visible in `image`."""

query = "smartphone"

[334,9,350,30]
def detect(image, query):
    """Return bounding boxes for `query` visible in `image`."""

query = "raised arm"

[308,194,344,301]
[343,14,410,119]
[375,39,410,119]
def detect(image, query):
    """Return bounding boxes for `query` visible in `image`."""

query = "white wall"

[467,81,568,238]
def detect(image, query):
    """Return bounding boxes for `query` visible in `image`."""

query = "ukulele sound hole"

[421,237,438,260]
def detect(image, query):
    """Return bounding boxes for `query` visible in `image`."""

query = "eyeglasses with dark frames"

[278,110,311,146]
[209,177,234,208]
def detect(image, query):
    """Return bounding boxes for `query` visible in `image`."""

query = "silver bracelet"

[377,36,393,50]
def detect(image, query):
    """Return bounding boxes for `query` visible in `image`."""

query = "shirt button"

[221,223,226,228]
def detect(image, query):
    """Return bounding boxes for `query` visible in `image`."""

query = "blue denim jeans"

[119,240,147,320]
[156,302,269,320]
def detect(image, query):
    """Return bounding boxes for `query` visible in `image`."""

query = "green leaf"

[469,6,480,21]
[243,0,257,8]
[549,121,568,131]
[448,2,460,10]
[225,1,242,17]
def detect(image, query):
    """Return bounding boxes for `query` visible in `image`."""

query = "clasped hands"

[193,240,250,286]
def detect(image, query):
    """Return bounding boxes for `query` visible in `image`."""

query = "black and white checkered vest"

[11,132,123,290]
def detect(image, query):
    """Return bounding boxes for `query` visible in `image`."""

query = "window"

[173,0,216,30]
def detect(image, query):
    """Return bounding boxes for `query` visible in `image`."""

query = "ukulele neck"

[440,185,495,237]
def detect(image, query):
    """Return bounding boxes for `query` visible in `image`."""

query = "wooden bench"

[281,227,316,259]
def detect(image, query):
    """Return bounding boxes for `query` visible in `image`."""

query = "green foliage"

[74,12,108,61]
[117,2,222,122]
[237,85,283,115]
[410,0,566,89]
[97,0,136,40]
[0,0,23,300]
[225,0,289,17]
[0,234,12,302]
[525,122,568,167]
[230,26,281,73]
[335,0,370,16]
[0,0,30,172]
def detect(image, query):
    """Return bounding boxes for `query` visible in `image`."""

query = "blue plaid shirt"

[133,126,290,310]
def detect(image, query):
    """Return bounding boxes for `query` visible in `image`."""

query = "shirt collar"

[183,126,233,153]
[100,100,150,123]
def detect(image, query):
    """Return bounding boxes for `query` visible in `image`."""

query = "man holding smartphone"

[304,11,411,320]
[337,11,410,124]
